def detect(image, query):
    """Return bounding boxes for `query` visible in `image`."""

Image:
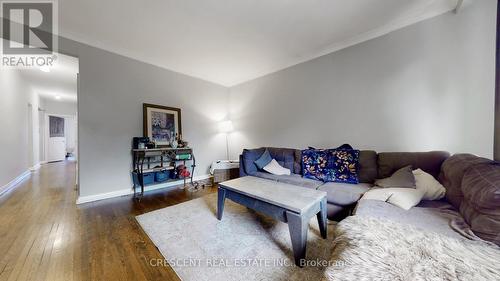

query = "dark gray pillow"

[375,165,416,188]
[254,149,273,170]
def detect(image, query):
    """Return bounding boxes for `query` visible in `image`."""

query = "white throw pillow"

[412,169,446,200]
[263,159,291,176]
[361,188,425,210]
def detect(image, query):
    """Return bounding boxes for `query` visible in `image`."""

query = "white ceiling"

[59,0,459,87]
[19,52,79,102]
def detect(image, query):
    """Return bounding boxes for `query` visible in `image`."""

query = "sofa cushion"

[242,147,300,176]
[248,171,282,181]
[358,150,378,183]
[360,187,424,210]
[354,199,466,239]
[460,163,500,245]
[439,154,493,210]
[249,172,323,189]
[277,174,324,189]
[318,182,372,206]
[293,149,302,174]
[266,147,298,173]
[375,165,416,189]
[378,151,450,180]
[254,149,272,169]
[326,203,345,221]
[242,148,266,175]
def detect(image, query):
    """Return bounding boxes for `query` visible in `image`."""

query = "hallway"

[0,161,214,281]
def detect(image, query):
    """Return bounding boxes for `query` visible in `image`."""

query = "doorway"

[47,115,66,162]
[3,39,80,197]
[39,108,45,163]
[44,114,78,163]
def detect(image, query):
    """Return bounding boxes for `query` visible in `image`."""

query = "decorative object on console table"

[170,133,179,148]
[176,164,191,178]
[210,160,239,184]
[131,146,198,200]
[132,137,150,149]
[177,134,188,148]
[146,141,156,149]
[143,103,182,147]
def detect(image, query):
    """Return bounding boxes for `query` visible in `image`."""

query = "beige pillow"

[361,187,425,210]
[263,159,291,176]
[412,169,445,200]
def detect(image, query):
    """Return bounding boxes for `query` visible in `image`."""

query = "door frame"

[27,103,34,168]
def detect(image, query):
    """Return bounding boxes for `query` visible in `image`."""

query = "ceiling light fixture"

[40,65,50,72]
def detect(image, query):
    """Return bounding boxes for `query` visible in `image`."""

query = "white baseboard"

[30,163,41,171]
[0,170,31,197]
[76,188,132,204]
[76,174,212,205]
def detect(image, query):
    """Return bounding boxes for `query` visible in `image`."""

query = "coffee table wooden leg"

[217,187,226,220]
[317,198,327,239]
[286,211,307,267]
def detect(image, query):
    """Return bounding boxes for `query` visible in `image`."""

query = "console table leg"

[217,188,226,220]
[317,198,327,239]
[286,211,307,267]
[139,157,145,200]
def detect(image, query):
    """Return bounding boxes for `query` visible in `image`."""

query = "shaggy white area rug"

[136,193,337,281]
[323,216,500,281]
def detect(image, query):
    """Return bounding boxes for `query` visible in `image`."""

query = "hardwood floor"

[0,160,216,281]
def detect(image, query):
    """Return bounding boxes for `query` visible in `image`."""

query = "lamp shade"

[218,120,234,133]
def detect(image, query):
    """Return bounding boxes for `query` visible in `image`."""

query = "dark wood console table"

[132,147,197,199]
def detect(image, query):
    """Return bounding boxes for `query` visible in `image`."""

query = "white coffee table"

[217,176,328,266]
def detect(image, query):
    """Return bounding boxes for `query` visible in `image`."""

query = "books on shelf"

[175,153,191,160]
[134,166,175,173]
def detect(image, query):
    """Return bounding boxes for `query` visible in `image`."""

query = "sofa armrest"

[239,154,248,177]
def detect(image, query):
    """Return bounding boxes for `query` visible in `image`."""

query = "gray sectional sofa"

[239,147,500,245]
[240,147,449,220]
[356,153,500,245]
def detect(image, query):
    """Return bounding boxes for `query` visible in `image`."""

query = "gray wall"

[496,0,500,161]
[43,98,77,116]
[0,69,41,189]
[57,40,229,198]
[229,0,496,159]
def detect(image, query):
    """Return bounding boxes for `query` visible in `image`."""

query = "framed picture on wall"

[143,103,182,147]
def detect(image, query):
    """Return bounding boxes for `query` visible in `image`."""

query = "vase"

[170,139,178,149]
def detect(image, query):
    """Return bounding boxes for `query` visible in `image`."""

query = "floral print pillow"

[302,149,328,181]
[302,148,360,184]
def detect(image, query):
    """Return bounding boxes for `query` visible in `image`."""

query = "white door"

[39,109,45,162]
[64,116,77,158]
[48,116,66,162]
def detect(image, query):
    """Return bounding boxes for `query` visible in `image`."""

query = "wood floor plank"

[0,160,215,281]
